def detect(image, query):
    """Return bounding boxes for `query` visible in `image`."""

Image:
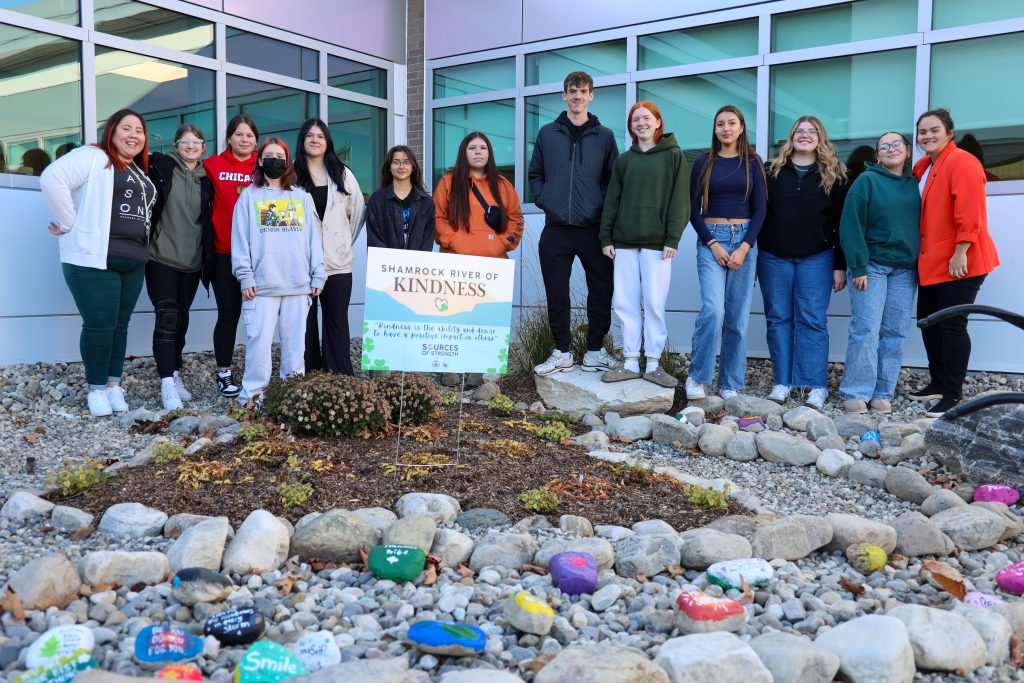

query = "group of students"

[39,68,998,419]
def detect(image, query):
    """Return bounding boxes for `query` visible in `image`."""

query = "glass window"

[1,0,79,25]
[433,58,514,99]
[94,0,214,57]
[639,20,758,70]
[638,69,758,162]
[432,99,515,186]
[772,0,917,52]
[770,49,914,169]
[0,25,81,176]
[931,33,1024,181]
[328,56,386,99]
[226,75,317,153]
[523,85,628,203]
[933,0,1023,29]
[526,40,626,86]
[95,47,214,155]
[225,28,318,82]
[328,97,385,197]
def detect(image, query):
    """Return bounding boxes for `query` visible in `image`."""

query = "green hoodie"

[839,162,920,278]
[600,132,690,250]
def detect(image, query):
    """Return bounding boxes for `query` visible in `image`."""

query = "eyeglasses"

[878,139,906,153]
[176,139,204,147]
[391,159,413,167]
[794,128,819,137]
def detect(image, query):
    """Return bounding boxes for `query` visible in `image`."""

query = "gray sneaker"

[601,366,641,383]
[534,350,574,376]
[582,348,616,372]
[644,366,679,388]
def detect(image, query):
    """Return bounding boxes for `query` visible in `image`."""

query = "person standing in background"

[366,145,435,252]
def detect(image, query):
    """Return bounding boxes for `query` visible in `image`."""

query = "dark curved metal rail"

[943,392,1024,419]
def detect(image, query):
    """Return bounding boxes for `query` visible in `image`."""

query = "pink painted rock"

[549,552,597,596]
[996,562,1024,594]
[675,591,748,634]
[965,591,1006,607]
[974,485,1020,506]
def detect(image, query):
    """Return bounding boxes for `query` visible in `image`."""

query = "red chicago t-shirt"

[203,149,254,255]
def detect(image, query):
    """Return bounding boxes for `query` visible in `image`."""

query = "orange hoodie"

[434,172,524,258]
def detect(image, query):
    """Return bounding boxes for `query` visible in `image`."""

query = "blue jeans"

[757,249,834,389]
[690,223,758,390]
[840,262,918,401]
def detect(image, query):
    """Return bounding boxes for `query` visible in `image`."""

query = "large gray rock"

[952,602,1012,665]
[749,632,840,683]
[289,657,418,683]
[783,406,821,432]
[825,513,897,553]
[888,604,987,672]
[724,394,785,418]
[395,492,461,525]
[164,513,233,539]
[166,516,230,572]
[535,367,673,417]
[50,505,94,531]
[469,532,537,571]
[679,529,751,569]
[880,432,927,465]
[890,511,955,557]
[605,416,654,442]
[6,554,81,609]
[351,507,397,536]
[1,491,54,520]
[884,467,934,504]
[441,673,524,683]
[920,489,968,516]
[816,449,854,477]
[655,632,772,683]
[456,508,511,531]
[806,416,839,440]
[725,432,758,462]
[222,509,291,574]
[615,534,681,577]
[98,502,168,538]
[697,424,733,456]
[833,414,877,438]
[815,615,914,683]
[971,501,1024,541]
[925,401,1024,488]
[383,515,436,554]
[535,641,669,683]
[80,550,169,587]
[430,529,474,568]
[848,461,888,489]
[533,536,615,571]
[751,515,832,561]
[931,505,1005,551]
[650,414,698,449]
[755,432,820,466]
[290,509,378,563]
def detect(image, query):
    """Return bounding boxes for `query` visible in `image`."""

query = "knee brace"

[155,299,180,335]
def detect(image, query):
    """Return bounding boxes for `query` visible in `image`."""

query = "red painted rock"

[974,485,1020,506]
[549,552,597,596]
[675,591,749,634]
[996,562,1024,594]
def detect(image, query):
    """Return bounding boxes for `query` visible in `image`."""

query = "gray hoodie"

[231,184,326,296]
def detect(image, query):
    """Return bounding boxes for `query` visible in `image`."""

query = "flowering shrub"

[267,372,390,438]
[374,373,441,425]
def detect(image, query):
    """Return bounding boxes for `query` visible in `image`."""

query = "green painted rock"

[846,543,888,574]
[15,650,98,683]
[367,544,426,582]
[232,641,308,682]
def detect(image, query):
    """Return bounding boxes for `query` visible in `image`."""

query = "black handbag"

[471,183,503,232]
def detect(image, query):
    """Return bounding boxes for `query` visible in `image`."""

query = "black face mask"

[261,157,287,179]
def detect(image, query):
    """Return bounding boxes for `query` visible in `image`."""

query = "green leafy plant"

[540,410,573,425]
[151,439,185,465]
[517,485,560,512]
[239,423,270,443]
[374,373,441,424]
[266,372,390,438]
[536,421,572,444]
[682,483,731,510]
[47,460,112,496]
[165,408,189,421]
[488,393,515,415]
[277,481,313,508]
[228,404,258,422]
[438,389,460,406]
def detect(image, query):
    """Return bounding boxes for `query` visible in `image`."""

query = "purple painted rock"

[996,562,1024,594]
[974,484,1021,506]
[965,591,1006,607]
[549,552,598,596]
[738,416,765,429]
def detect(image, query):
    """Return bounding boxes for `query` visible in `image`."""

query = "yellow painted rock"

[846,543,887,573]
[503,590,554,635]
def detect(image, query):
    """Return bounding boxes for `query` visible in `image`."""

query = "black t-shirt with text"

[107,165,156,262]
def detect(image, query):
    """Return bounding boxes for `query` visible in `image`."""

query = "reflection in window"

[95,48,214,155]
[933,0,1023,29]
[328,97,385,196]
[639,20,758,70]
[526,41,626,86]
[328,56,386,98]
[94,0,213,57]
[0,24,81,176]
[524,85,627,203]
[639,69,757,162]
[931,33,1024,181]
[432,99,515,187]
[2,0,79,25]
[226,75,317,155]
[434,58,514,98]
[772,0,916,52]
[226,28,318,82]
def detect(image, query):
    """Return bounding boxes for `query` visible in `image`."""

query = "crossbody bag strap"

[471,183,493,212]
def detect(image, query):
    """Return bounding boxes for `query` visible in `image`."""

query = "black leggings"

[917,274,986,401]
[305,272,354,375]
[145,261,201,378]
[211,253,242,368]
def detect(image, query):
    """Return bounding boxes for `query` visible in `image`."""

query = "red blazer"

[913,141,999,286]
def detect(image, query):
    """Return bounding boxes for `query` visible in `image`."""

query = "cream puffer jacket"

[319,171,365,275]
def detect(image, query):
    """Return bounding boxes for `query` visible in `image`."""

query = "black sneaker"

[907,383,942,402]
[925,396,958,418]
[217,370,241,398]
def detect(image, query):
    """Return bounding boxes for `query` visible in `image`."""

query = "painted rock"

[738,416,765,429]
[845,543,888,574]
[974,484,1021,506]
[233,641,309,683]
[861,430,880,443]
[503,590,555,635]
[549,551,598,596]
[705,558,775,591]
[675,591,749,634]
[204,608,266,646]
[134,625,203,666]
[25,625,95,669]
[156,664,205,680]
[367,544,426,582]
[965,591,1007,607]
[405,620,486,656]
[172,567,235,606]
[996,561,1024,594]
[14,650,98,683]
[291,631,341,672]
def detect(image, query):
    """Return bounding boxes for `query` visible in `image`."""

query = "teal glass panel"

[524,85,628,203]
[931,33,1024,181]
[226,75,317,153]
[769,49,914,168]
[933,0,1023,29]
[95,47,214,156]
[226,28,318,82]
[526,40,625,86]
[328,97,386,197]
[0,0,78,25]
[94,0,214,57]
[433,58,514,98]
[639,19,758,69]
[0,24,81,175]
[772,0,917,52]
[638,69,757,162]
[432,99,515,187]
[328,56,386,98]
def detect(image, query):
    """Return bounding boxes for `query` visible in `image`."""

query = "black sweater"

[759,161,848,270]
[365,184,435,252]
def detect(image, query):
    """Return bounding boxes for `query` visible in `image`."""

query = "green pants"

[62,255,146,388]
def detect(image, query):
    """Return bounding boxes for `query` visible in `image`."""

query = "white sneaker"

[806,387,828,410]
[105,385,129,413]
[685,377,705,399]
[161,378,183,411]
[581,348,616,372]
[720,389,739,401]
[173,371,192,402]
[767,384,790,404]
[534,350,573,376]
[87,389,112,417]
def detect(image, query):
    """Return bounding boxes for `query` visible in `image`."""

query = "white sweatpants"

[612,247,673,359]
[240,294,311,402]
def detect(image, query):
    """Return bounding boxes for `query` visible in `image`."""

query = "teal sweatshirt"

[839,162,920,278]
[599,133,691,250]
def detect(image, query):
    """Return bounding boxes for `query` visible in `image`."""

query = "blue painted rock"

[861,430,880,443]
[233,641,309,682]
[549,551,597,595]
[14,650,98,683]
[975,484,1021,506]
[965,591,1006,607]
[996,561,1024,594]
[204,608,266,646]
[172,567,235,606]
[25,625,94,669]
[156,664,205,680]
[675,591,749,634]
[291,631,341,672]
[367,544,426,582]
[502,591,555,635]
[705,558,774,590]
[405,621,486,656]
[134,625,203,666]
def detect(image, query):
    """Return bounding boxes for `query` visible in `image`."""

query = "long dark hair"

[380,145,425,192]
[251,137,297,190]
[293,118,349,196]
[446,132,508,233]
[97,108,150,173]
[696,105,764,215]
[225,114,258,146]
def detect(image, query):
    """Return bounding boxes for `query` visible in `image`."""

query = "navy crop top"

[689,153,767,246]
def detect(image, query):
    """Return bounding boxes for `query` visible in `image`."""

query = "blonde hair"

[769,116,846,194]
